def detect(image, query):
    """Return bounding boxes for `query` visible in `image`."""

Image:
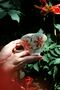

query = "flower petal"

[51,4,60,14]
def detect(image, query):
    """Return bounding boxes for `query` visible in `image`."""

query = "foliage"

[0,0,21,22]
[23,0,60,89]
[25,34,60,89]
[0,0,60,90]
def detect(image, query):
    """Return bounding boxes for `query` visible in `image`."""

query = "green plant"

[0,0,60,90]
[0,0,21,22]
[23,0,60,89]
[24,34,60,89]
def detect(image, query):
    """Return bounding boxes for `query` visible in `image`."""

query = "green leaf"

[0,8,7,19]
[53,66,58,79]
[43,55,49,63]
[43,42,56,52]
[54,24,60,31]
[48,71,52,75]
[0,1,13,8]
[54,58,60,65]
[56,45,60,48]
[56,87,60,90]
[33,62,39,72]
[49,43,56,49]
[28,64,33,69]
[28,64,33,67]
[54,48,60,56]
[43,66,49,70]
[49,60,55,66]
[47,53,54,60]
[49,58,60,65]
[9,10,21,22]
[50,50,58,57]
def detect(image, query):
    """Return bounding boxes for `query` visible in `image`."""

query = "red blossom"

[41,6,48,14]
[51,4,60,14]
[34,4,50,15]
[34,5,47,12]
[34,3,60,15]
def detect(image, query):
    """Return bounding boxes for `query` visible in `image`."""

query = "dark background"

[0,0,60,45]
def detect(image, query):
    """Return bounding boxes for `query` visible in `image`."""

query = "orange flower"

[34,3,60,15]
[34,4,51,15]
[51,4,60,14]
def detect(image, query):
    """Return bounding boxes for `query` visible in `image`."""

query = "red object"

[0,67,38,90]
[34,3,60,15]
[0,68,23,90]
[51,4,60,14]
[21,76,38,90]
